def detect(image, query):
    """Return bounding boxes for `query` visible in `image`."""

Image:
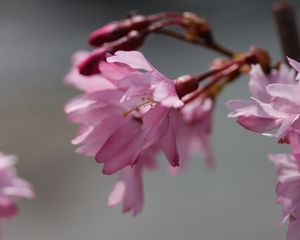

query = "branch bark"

[273,1,300,61]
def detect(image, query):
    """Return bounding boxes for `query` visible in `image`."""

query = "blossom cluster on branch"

[64,9,300,240]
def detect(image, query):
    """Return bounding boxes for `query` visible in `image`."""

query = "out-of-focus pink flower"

[269,154,300,240]
[175,97,215,173]
[0,152,34,218]
[226,60,300,158]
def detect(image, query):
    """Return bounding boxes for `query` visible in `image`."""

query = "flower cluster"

[227,58,300,240]
[65,50,217,215]
[65,10,269,217]
[64,9,300,240]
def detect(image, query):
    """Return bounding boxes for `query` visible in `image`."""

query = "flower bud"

[77,48,108,76]
[89,15,151,47]
[79,31,146,76]
[175,75,199,98]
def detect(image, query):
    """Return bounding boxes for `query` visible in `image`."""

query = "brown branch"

[273,1,300,61]
[156,28,234,58]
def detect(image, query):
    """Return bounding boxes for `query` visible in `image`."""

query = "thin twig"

[156,28,235,57]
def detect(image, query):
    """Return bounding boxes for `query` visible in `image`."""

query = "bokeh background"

[0,0,300,239]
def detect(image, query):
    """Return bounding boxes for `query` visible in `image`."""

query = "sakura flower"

[66,50,184,174]
[0,152,34,218]
[226,60,300,158]
[269,153,300,240]
[66,49,225,215]
[105,51,184,167]
[175,97,215,173]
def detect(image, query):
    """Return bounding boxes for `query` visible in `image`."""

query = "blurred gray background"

[0,0,299,239]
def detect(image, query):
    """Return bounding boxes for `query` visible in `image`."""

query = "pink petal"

[248,64,270,102]
[107,51,154,71]
[236,115,279,133]
[288,57,300,80]
[99,61,136,84]
[267,84,300,112]
[226,99,265,117]
[289,130,300,160]
[74,116,126,156]
[96,120,143,174]
[275,115,299,140]
[141,105,170,149]
[108,163,144,217]
[160,110,180,167]
[152,80,183,108]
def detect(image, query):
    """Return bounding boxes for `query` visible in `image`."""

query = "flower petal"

[107,51,154,71]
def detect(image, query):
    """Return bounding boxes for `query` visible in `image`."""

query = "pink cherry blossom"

[66,50,185,215]
[65,50,217,215]
[0,152,34,219]
[269,153,300,240]
[65,51,184,173]
[227,59,300,158]
[177,97,215,172]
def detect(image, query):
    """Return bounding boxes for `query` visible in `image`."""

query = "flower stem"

[156,28,235,58]
[182,54,256,103]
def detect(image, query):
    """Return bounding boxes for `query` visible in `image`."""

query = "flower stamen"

[123,99,156,117]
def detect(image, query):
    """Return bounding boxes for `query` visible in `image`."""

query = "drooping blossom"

[269,154,300,240]
[65,50,186,215]
[0,152,34,219]
[66,50,183,172]
[226,59,300,159]
[170,96,215,175]
[65,49,218,215]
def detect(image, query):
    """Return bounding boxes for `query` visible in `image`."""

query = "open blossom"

[175,96,215,173]
[269,154,300,240]
[226,58,300,159]
[65,50,216,215]
[65,50,185,215]
[66,50,183,172]
[0,152,34,218]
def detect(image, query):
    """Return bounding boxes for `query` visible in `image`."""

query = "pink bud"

[89,15,150,47]
[77,48,108,76]
[79,31,146,76]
